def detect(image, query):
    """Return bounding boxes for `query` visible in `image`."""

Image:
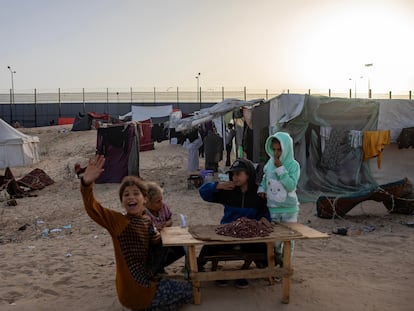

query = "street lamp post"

[349,76,363,99]
[365,63,373,98]
[7,66,16,123]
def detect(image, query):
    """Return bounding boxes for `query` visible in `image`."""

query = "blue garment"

[199,181,270,224]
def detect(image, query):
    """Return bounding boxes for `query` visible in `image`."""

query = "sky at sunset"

[1,0,413,93]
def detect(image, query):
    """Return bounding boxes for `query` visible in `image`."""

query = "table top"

[161,223,329,246]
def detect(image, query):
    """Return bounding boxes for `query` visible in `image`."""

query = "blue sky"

[1,0,414,93]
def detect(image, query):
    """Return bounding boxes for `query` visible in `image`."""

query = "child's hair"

[271,137,280,145]
[118,176,148,201]
[146,182,164,203]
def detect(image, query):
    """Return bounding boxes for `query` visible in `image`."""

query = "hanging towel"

[349,130,363,148]
[362,130,390,168]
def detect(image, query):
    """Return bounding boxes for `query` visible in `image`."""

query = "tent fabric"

[377,99,414,142]
[269,94,305,134]
[171,98,263,132]
[0,167,54,197]
[139,120,154,151]
[95,124,139,183]
[88,112,110,121]
[270,95,380,202]
[0,118,40,169]
[251,103,270,163]
[150,116,170,125]
[17,168,54,190]
[72,113,92,131]
[132,105,173,122]
[58,118,75,125]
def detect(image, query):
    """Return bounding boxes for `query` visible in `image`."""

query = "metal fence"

[0,87,412,127]
[1,87,413,105]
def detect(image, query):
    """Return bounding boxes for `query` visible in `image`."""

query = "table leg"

[282,240,291,304]
[266,242,275,285]
[187,245,201,304]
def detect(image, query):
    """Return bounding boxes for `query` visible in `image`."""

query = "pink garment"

[147,203,172,229]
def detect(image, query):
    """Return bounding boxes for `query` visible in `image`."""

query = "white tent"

[131,105,173,122]
[0,119,40,169]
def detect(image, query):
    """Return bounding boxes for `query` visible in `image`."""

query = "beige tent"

[0,119,40,169]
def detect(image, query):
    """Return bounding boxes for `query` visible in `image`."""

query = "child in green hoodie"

[258,131,300,264]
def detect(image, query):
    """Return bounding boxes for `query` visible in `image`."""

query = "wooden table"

[161,223,329,304]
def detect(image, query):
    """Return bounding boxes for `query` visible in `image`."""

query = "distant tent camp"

[95,123,140,183]
[0,118,40,169]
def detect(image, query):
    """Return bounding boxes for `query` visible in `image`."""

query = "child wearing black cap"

[197,158,270,288]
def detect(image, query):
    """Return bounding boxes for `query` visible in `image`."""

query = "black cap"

[227,160,249,173]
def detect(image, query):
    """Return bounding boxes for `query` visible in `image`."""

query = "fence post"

[34,88,37,127]
[349,89,352,98]
[153,87,156,103]
[106,88,109,114]
[308,89,311,95]
[199,87,202,109]
[222,86,224,101]
[266,89,268,100]
[83,88,86,112]
[176,86,179,104]
[328,89,331,97]
[409,90,412,100]
[9,88,13,123]
[244,86,246,101]
[287,89,289,94]
[58,88,62,117]
[389,91,392,99]
[369,89,372,99]
[130,87,133,104]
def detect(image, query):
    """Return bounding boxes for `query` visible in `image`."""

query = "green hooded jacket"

[258,131,300,214]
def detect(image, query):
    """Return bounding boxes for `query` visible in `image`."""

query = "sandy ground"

[0,125,413,311]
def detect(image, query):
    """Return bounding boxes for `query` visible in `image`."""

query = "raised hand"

[216,181,236,190]
[83,154,105,185]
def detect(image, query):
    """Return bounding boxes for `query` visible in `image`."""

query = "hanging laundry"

[349,130,363,148]
[362,130,390,168]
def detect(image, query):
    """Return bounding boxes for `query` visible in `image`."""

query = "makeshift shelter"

[138,120,154,151]
[170,99,262,133]
[95,123,140,183]
[150,116,169,143]
[71,112,92,131]
[377,99,414,142]
[267,94,386,202]
[0,118,40,169]
[132,104,173,122]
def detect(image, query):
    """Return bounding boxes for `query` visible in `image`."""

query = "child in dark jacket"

[198,158,270,288]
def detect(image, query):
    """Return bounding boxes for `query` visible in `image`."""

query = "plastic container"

[201,169,215,183]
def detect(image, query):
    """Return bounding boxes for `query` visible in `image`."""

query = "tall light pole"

[7,66,16,123]
[7,66,16,105]
[349,76,363,98]
[365,63,373,98]
[195,72,201,103]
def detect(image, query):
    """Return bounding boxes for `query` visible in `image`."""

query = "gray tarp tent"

[269,94,414,202]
